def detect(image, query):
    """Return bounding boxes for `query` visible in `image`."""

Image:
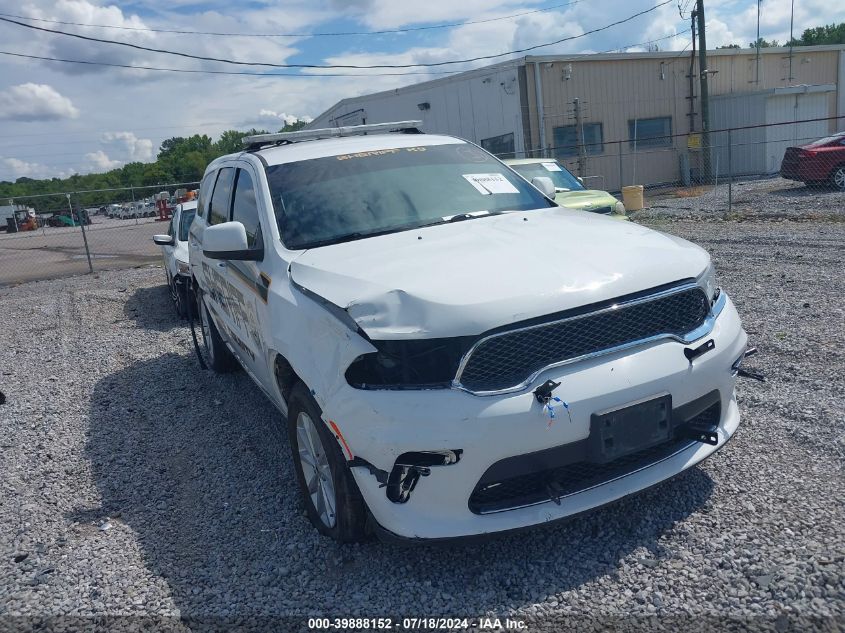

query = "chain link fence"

[498,114,844,222]
[2,115,844,287]
[1,182,198,286]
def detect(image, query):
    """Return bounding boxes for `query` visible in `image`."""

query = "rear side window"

[231,168,262,249]
[209,167,235,225]
[196,170,216,218]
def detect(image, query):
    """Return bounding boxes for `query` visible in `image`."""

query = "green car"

[504,158,628,220]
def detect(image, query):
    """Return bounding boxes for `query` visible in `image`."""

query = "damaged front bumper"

[324,294,747,541]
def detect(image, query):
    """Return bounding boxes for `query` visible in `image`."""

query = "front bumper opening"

[468,391,721,515]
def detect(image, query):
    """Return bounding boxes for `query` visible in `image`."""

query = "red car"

[780,131,845,190]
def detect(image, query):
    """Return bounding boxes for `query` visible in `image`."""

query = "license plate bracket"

[589,394,672,463]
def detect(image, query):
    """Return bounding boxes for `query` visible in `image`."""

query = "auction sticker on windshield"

[462,173,520,195]
[541,162,563,171]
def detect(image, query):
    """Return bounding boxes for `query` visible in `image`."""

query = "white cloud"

[1,0,843,182]
[251,110,314,127]
[0,157,51,179]
[101,132,154,162]
[0,83,80,121]
[84,150,122,171]
[336,0,537,30]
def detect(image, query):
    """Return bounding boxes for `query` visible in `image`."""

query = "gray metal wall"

[308,65,526,155]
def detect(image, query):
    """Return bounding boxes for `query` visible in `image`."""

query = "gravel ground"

[0,213,843,632]
[639,176,845,222]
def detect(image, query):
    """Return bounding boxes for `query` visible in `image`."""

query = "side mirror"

[203,221,263,261]
[531,176,556,199]
[153,234,174,246]
[577,176,584,184]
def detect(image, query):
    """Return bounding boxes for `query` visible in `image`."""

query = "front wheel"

[195,290,237,373]
[287,382,369,542]
[171,277,188,319]
[830,165,845,191]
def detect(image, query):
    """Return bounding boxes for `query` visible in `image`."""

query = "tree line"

[718,22,845,49]
[0,120,307,212]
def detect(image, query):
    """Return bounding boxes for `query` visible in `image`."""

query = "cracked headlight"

[697,263,719,303]
[345,338,470,390]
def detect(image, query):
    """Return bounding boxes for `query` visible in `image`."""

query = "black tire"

[287,382,369,542]
[171,277,188,319]
[830,165,845,192]
[195,289,237,373]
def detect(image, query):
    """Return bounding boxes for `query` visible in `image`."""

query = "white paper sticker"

[541,162,563,172]
[462,173,520,195]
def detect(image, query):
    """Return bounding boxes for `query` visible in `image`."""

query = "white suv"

[153,201,197,318]
[188,122,747,542]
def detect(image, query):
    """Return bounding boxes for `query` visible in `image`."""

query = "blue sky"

[0,0,842,180]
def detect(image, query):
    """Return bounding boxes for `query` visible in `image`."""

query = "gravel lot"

[0,216,165,287]
[1,208,843,631]
[640,176,845,222]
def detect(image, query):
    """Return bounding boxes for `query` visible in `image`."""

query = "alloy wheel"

[296,411,337,528]
[199,296,215,364]
[833,167,845,191]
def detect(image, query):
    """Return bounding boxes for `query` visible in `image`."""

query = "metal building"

[309,45,845,191]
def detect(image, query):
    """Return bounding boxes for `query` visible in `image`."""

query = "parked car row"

[107,201,158,219]
[151,121,747,544]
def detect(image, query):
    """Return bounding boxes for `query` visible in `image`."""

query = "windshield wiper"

[297,211,501,249]
[297,226,413,249]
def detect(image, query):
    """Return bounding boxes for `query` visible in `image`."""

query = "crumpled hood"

[555,190,618,210]
[289,207,710,339]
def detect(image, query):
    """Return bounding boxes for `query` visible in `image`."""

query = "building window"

[553,123,604,158]
[481,133,515,159]
[628,117,673,149]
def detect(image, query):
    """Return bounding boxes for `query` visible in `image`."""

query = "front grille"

[456,285,710,393]
[469,399,720,514]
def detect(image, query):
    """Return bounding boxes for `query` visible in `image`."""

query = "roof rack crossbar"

[242,120,423,150]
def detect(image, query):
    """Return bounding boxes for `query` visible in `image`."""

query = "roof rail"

[242,120,424,150]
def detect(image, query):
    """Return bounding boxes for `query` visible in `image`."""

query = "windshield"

[509,161,585,192]
[178,209,196,241]
[265,142,554,249]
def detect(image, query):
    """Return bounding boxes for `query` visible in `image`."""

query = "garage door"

[765,92,831,173]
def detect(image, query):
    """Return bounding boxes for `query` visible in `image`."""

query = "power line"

[0,3,585,38]
[0,1,675,69]
[0,30,690,81]
[0,50,463,78]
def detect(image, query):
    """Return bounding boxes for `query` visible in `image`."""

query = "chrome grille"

[455,285,711,393]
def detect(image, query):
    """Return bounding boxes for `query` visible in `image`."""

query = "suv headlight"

[697,263,719,303]
[177,260,191,275]
[345,338,469,390]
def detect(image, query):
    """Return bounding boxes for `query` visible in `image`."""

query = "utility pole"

[687,12,697,132]
[788,0,795,82]
[755,0,761,84]
[573,97,586,177]
[696,0,711,181]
